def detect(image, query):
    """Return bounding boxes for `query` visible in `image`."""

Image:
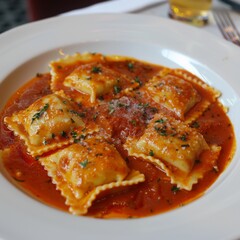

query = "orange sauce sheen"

[0,58,235,218]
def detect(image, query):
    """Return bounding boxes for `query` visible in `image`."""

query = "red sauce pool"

[0,59,235,218]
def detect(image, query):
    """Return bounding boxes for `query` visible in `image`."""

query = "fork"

[213,10,240,46]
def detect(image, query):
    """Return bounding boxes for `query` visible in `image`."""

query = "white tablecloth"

[63,0,240,44]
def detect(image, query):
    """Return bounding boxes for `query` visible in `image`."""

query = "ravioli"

[0,52,233,218]
[50,52,138,104]
[64,63,122,102]
[144,68,221,124]
[4,93,86,156]
[39,137,145,215]
[143,74,201,119]
[124,113,220,190]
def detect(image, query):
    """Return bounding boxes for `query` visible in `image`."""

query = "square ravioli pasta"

[50,52,139,104]
[124,113,221,190]
[143,74,201,120]
[63,62,137,103]
[39,137,145,215]
[141,69,221,123]
[64,62,122,103]
[50,52,105,93]
[4,93,87,156]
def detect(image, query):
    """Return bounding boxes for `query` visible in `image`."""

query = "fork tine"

[213,10,240,46]
[220,11,240,42]
[213,11,231,41]
[224,11,240,40]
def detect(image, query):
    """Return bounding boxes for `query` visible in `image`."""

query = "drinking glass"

[168,0,212,26]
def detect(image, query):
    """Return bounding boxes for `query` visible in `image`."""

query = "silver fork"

[213,10,240,46]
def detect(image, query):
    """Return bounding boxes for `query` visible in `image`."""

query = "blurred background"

[0,0,108,33]
[0,0,237,34]
[0,0,28,33]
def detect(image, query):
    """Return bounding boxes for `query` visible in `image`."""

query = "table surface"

[134,0,240,40]
[1,0,240,43]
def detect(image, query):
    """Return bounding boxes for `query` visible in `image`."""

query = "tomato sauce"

[0,59,235,218]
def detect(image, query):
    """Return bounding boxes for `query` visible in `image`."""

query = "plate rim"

[0,13,240,240]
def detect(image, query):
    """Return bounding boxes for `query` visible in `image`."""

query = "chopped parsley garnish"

[70,131,84,142]
[113,85,121,95]
[61,131,67,138]
[80,134,85,139]
[134,76,142,86]
[149,150,154,156]
[91,66,102,73]
[138,103,147,108]
[79,134,86,140]
[127,62,134,71]
[180,134,188,141]
[171,186,180,194]
[31,103,49,123]
[155,118,165,124]
[51,133,56,139]
[130,119,137,126]
[108,103,115,115]
[80,159,89,168]
[69,109,85,118]
[70,131,77,139]
[191,121,200,128]
[154,126,167,136]
[93,113,98,121]
[144,103,150,108]
[109,107,115,115]
[117,103,127,108]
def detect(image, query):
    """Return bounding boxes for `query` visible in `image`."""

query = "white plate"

[0,14,240,240]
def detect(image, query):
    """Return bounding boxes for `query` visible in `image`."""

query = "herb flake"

[80,159,89,168]
[191,121,200,128]
[149,150,154,156]
[134,76,142,86]
[127,62,134,71]
[91,66,102,73]
[31,103,49,123]
[113,85,121,95]
[180,134,188,141]
[155,118,165,124]
[171,186,180,194]
[154,126,167,136]
[69,109,85,118]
